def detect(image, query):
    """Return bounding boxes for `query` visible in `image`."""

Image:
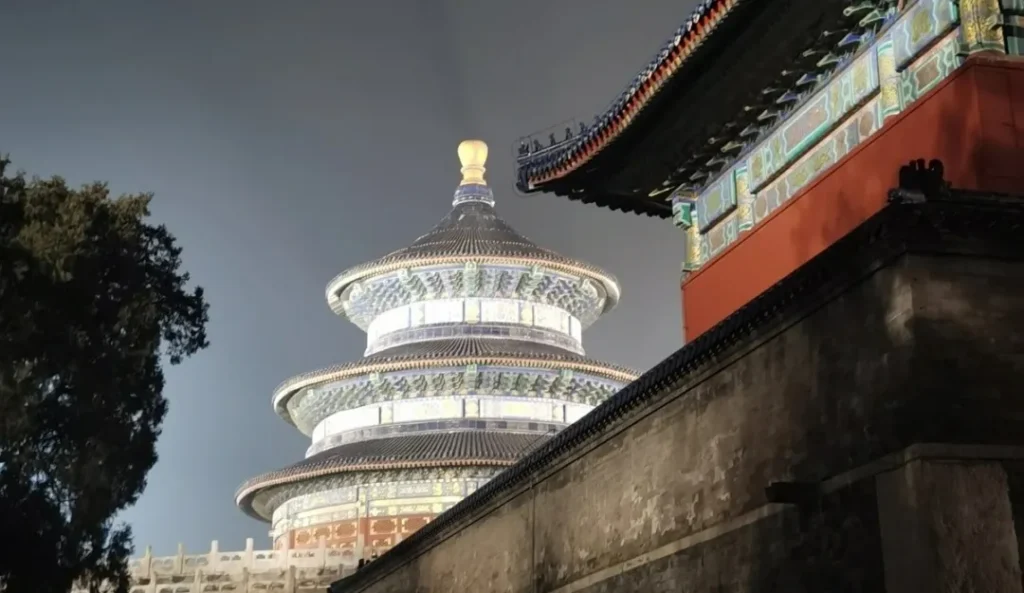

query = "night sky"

[0,0,694,555]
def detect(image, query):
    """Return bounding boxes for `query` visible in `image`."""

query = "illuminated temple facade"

[235,139,636,557]
[96,140,636,593]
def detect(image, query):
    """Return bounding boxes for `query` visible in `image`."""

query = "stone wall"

[335,192,1024,592]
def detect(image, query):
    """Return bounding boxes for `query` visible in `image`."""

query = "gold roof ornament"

[458,139,488,186]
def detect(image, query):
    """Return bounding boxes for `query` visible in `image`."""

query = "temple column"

[876,39,902,122]
[281,532,292,563]
[735,166,755,233]
[672,194,702,274]
[356,488,368,560]
[958,0,1007,54]
[876,458,1022,593]
[1004,0,1024,56]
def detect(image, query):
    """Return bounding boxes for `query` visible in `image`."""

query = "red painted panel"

[682,55,1024,340]
[285,512,441,558]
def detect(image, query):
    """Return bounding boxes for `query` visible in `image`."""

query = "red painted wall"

[681,55,1024,341]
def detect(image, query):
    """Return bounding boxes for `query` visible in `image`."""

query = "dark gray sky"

[0,0,693,555]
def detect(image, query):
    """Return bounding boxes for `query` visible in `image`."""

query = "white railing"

[73,538,356,593]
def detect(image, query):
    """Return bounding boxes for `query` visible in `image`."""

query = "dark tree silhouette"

[0,157,210,593]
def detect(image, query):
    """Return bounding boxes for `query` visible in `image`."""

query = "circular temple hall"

[234,140,637,562]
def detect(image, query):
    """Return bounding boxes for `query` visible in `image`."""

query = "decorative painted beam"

[958,0,1006,53]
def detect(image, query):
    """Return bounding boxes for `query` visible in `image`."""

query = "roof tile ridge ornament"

[516,0,735,188]
[453,139,496,207]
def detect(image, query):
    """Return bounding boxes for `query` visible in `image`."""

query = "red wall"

[682,55,1024,341]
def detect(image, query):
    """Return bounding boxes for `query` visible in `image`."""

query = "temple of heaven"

[235,140,637,562]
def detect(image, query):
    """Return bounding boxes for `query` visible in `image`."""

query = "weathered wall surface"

[877,459,1023,593]
[343,244,1024,593]
[566,478,885,593]
[369,492,535,592]
[531,253,1024,591]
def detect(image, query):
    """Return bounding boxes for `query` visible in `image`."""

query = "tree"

[0,156,209,593]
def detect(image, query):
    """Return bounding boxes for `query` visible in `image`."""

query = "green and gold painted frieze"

[891,0,959,67]
[678,0,977,274]
[751,98,882,226]
[695,172,738,229]
[745,50,880,193]
[899,30,964,105]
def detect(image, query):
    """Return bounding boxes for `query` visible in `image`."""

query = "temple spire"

[453,139,495,206]
[458,139,488,186]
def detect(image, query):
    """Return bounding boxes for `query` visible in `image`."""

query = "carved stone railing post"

[140,545,153,581]
[245,537,255,568]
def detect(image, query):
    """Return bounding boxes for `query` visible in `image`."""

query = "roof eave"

[235,457,522,521]
[272,354,640,425]
[519,181,673,219]
[515,0,746,192]
[326,254,623,315]
[518,0,891,214]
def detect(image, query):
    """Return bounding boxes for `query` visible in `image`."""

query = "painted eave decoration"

[517,0,739,192]
[515,0,905,218]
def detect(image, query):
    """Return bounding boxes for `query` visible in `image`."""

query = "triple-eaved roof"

[515,0,898,216]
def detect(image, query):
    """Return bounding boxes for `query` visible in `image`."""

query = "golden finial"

[458,140,488,186]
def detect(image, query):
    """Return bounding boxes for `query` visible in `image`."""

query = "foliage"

[0,157,209,593]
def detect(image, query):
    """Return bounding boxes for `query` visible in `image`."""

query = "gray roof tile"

[236,431,550,509]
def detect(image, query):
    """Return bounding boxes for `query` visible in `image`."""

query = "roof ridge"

[516,0,735,190]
